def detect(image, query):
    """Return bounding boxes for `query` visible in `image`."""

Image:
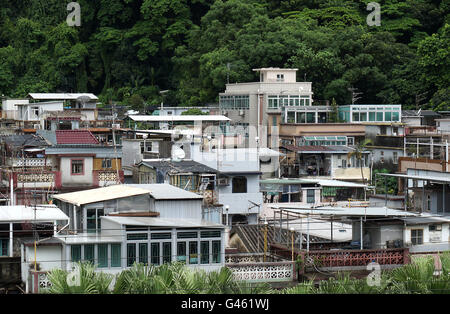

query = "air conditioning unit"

[112,123,120,129]
[222,110,228,116]
[217,178,229,186]
[33,124,41,130]
[201,177,210,184]
[239,110,244,116]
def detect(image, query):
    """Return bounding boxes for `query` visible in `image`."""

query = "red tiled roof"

[55,130,99,145]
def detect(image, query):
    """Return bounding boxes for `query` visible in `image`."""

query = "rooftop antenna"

[348,87,363,104]
[111,102,121,185]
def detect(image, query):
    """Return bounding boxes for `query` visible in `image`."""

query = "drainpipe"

[9,223,13,257]
[360,217,363,250]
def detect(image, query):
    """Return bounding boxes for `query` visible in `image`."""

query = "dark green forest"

[0,0,448,111]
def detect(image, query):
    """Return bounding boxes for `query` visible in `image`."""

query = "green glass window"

[189,241,198,264]
[360,112,367,121]
[139,243,148,265]
[352,112,359,122]
[369,112,376,121]
[212,241,221,263]
[86,208,103,233]
[385,112,392,121]
[127,243,136,267]
[150,233,171,240]
[306,112,315,123]
[392,111,399,121]
[200,241,210,264]
[71,245,81,262]
[200,231,221,238]
[177,232,198,239]
[151,243,160,265]
[296,112,305,123]
[98,244,108,268]
[287,112,295,123]
[84,244,94,263]
[111,244,121,267]
[177,242,187,262]
[376,112,384,121]
[127,233,148,240]
[0,239,8,256]
[163,242,171,264]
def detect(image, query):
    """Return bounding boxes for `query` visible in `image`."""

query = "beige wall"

[333,167,371,181]
[277,123,366,137]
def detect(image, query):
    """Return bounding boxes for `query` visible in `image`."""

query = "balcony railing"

[303,248,410,269]
[8,158,52,168]
[29,271,52,294]
[225,253,295,282]
[94,170,124,187]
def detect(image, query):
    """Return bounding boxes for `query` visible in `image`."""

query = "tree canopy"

[0,0,448,111]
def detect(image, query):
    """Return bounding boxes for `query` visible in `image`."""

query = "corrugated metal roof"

[28,93,99,100]
[102,216,224,228]
[0,205,69,222]
[128,115,230,122]
[139,159,217,174]
[126,184,204,200]
[53,184,203,206]
[269,205,419,217]
[379,173,450,184]
[52,185,151,206]
[56,233,122,244]
[260,178,368,188]
[1,134,49,147]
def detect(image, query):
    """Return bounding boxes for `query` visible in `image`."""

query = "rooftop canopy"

[0,205,69,222]
[269,205,419,218]
[28,93,98,100]
[53,184,204,206]
[102,216,225,229]
[260,178,368,188]
[128,115,230,122]
[378,173,450,184]
[52,185,151,206]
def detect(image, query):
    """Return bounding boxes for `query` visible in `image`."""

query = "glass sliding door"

[177,242,187,262]
[139,243,148,265]
[200,241,209,264]
[98,244,108,268]
[111,244,121,267]
[212,241,221,263]
[162,242,171,264]
[127,243,136,267]
[189,242,198,264]
[151,243,160,265]
[84,244,94,263]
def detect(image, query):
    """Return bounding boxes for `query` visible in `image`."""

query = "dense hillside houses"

[0,79,447,294]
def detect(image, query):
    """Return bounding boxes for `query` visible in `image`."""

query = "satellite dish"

[172,145,185,161]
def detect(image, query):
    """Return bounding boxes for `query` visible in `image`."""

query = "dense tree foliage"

[0,0,448,111]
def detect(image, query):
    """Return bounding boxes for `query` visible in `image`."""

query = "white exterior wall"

[437,120,450,133]
[121,139,143,176]
[22,245,63,292]
[155,199,203,219]
[2,99,29,119]
[259,69,297,83]
[60,156,93,187]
